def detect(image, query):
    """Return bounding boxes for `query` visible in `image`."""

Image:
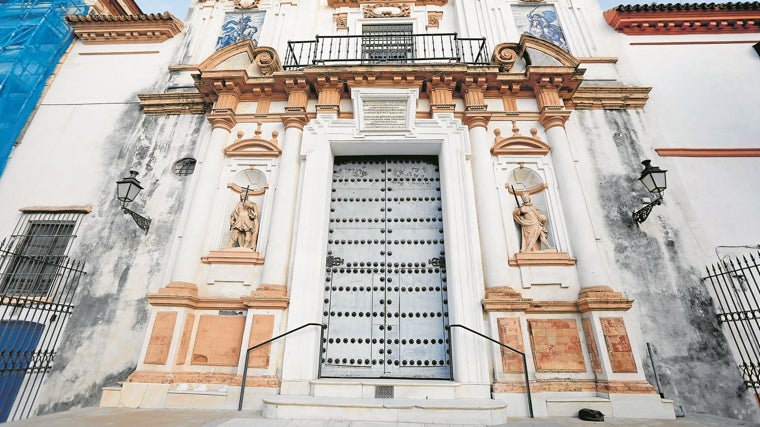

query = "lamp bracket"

[632,195,662,224]
[123,206,152,233]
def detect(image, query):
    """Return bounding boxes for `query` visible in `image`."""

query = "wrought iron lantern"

[116,170,152,232]
[632,160,667,224]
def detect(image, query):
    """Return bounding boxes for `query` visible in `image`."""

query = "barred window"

[0,211,85,297]
[362,24,414,64]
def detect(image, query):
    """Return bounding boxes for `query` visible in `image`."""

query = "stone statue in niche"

[227,190,259,250]
[512,191,556,253]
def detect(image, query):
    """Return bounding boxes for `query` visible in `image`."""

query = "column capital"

[462,113,490,130]
[281,113,309,130]
[539,107,571,130]
[207,110,237,131]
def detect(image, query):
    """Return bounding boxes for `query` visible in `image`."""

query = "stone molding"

[224,124,281,158]
[20,205,93,214]
[577,286,634,313]
[66,12,183,44]
[604,3,760,35]
[200,249,265,265]
[568,86,651,110]
[327,0,447,7]
[127,371,279,387]
[493,379,656,394]
[655,148,760,157]
[482,286,631,313]
[242,284,290,309]
[508,252,576,267]
[137,92,209,115]
[139,35,649,121]
[146,287,289,309]
[491,122,551,156]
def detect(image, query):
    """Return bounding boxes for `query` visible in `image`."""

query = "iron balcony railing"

[283,33,489,70]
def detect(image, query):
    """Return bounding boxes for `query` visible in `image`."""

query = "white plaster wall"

[0,19,216,413]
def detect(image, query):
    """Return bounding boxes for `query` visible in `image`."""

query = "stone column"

[535,82,657,389]
[260,83,309,288]
[169,85,239,286]
[461,80,513,288]
[535,82,608,288]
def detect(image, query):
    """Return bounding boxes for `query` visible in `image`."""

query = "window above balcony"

[283,32,488,70]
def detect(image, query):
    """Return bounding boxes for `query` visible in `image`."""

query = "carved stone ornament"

[334,12,348,30]
[235,0,260,9]
[512,191,556,253]
[426,11,443,29]
[363,3,412,18]
[227,191,260,250]
[491,42,521,72]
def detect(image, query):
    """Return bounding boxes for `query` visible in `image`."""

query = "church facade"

[0,0,759,423]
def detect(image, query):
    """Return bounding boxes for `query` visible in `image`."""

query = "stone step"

[261,395,509,425]
[545,396,612,417]
[310,378,462,399]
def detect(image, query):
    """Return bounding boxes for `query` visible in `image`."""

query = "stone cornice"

[66,12,183,44]
[137,92,209,115]
[482,286,632,313]
[327,0,447,8]
[568,85,651,110]
[140,35,650,119]
[604,3,760,35]
[147,284,289,310]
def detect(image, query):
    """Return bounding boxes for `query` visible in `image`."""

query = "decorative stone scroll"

[363,3,412,18]
[353,88,418,135]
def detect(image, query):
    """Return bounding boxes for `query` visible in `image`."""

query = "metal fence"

[0,236,86,422]
[283,33,489,70]
[704,252,760,397]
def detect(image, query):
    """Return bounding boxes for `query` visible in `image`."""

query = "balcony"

[283,33,489,70]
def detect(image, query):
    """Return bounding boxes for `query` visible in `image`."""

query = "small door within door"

[321,156,450,379]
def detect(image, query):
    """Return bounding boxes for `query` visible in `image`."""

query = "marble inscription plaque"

[362,99,408,131]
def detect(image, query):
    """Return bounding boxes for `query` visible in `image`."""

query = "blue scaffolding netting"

[0,0,88,176]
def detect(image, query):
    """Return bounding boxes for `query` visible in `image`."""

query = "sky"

[138,0,732,19]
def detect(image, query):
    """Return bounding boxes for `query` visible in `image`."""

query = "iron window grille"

[173,157,197,176]
[0,212,83,298]
[361,24,414,64]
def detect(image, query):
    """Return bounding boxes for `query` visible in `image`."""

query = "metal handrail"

[446,323,533,418]
[237,322,326,411]
[284,33,489,70]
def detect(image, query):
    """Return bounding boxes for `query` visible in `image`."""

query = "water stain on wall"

[576,109,760,420]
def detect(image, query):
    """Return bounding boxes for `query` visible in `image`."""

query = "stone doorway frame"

[279,110,492,398]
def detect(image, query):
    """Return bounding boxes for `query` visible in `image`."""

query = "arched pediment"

[198,41,282,76]
[225,125,281,158]
[491,124,551,156]
[519,34,580,68]
[199,40,256,73]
